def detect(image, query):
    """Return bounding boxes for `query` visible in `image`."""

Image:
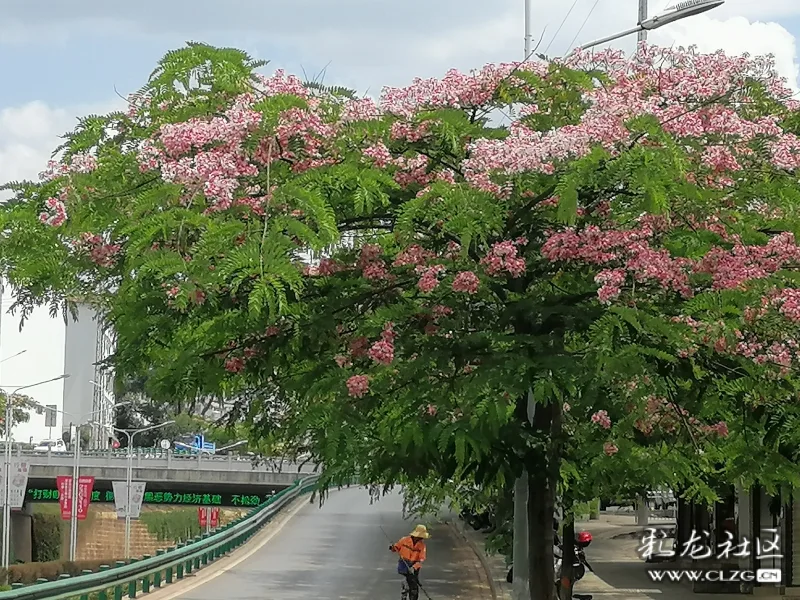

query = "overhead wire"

[566,0,602,54]
[543,0,581,55]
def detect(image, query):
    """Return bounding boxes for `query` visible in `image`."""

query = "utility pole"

[524,0,532,58]
[512,389,535,600]
[638,0,648,42]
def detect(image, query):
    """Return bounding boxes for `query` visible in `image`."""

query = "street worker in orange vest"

[390,524,430,600]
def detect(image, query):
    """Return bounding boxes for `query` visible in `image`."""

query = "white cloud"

[651,15,799,90]
[0,99,123,186]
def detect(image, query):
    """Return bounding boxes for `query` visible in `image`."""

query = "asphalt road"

[177,486,490,600]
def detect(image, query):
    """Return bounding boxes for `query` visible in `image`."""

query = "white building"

[61,303,116,449]
[0,299,67,446]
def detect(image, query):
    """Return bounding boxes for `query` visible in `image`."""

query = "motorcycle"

[554,531,594,585]
[505,530,594,591]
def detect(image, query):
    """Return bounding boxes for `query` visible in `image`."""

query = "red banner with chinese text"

[77,476,94,520]
[198,507,208,527]
[210,507,219,528]
[56,476,71,520]
[56,475,95,520]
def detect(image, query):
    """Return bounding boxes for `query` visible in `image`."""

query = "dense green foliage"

[31,512,62,563]
[4,43,800,598]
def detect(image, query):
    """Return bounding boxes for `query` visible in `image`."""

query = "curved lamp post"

[579,0,725,50]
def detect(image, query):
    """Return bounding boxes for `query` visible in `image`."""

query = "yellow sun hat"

[410,524,430,539]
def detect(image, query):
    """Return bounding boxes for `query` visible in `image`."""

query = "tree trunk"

[527,462,557,600]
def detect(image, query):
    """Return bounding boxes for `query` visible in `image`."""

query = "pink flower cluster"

[394,244,434,268]
[380,62,548,118]
[480,238,527,278]
[368,323,396,365]
[603,442,619,456]
[463,46,800,193]
[417,265,446,293]
[591,410,612,429]
[346,374,370,398]
[695,232,800,290]
[357,244,390,281]
[452,271,480,294]
[38,192,68,227]
[542,219,692,299]
[633,395,729,439]
[39,153,98,181]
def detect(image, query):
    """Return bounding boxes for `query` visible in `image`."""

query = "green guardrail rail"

[0,475,319,600]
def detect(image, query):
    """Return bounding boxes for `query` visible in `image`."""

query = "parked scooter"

[554,531,594,584]
[506,529,594,594]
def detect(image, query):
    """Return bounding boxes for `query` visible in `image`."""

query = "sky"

[1,0,799,443]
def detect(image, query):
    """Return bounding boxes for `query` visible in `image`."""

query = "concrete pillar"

[10,503,33,563]
[512,473,529,599]
[636,496,649,526]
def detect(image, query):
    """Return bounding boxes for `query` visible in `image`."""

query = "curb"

[446,518,507,600]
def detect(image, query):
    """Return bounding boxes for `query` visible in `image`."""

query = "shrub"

[0,559,128,584]
[31,513,62,563]
[140,509,202,543]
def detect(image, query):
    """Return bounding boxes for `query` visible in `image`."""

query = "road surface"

[177,486,491,599]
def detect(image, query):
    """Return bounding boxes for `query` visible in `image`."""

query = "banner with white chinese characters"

[8,459,29,509]
[112,481,146,519]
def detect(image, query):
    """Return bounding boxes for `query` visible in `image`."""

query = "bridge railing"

[0,475,319,600]
[15,449,317,473]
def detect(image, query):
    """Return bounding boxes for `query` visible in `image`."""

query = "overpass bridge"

[13,450,317,508]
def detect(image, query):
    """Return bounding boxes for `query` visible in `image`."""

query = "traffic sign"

[160,439,171,450]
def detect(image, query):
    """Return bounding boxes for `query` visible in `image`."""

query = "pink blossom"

[480,239,526,277]
[381,322,396,343]
[39,192,68,227]
[594,269,626,303]
[394,244,433,267]
[432,305,453,319]
[603,442,619,456]
[417,265,446,293]
[334,355,351,368]
[346,375,370,398]
[452,271,480,294]
[224,357,245,373]
[591,410,611,429]
[704,421,729,437]
[368,340,394,365]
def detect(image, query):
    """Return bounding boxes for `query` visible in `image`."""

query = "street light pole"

[37,399,129,561]
[578,0,725,50]
[106,422,174,559]
[0,374,69,571]
[638,0,648,43]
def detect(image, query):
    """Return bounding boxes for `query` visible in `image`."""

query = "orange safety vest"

[392,536,427,569]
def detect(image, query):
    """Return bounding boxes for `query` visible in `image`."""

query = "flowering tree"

[3,43,800,598]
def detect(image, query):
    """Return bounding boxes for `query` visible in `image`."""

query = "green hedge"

[140,509,202,543]
[31,512,62,563]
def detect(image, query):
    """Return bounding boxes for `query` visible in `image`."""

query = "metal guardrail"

[0,475,319,600]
